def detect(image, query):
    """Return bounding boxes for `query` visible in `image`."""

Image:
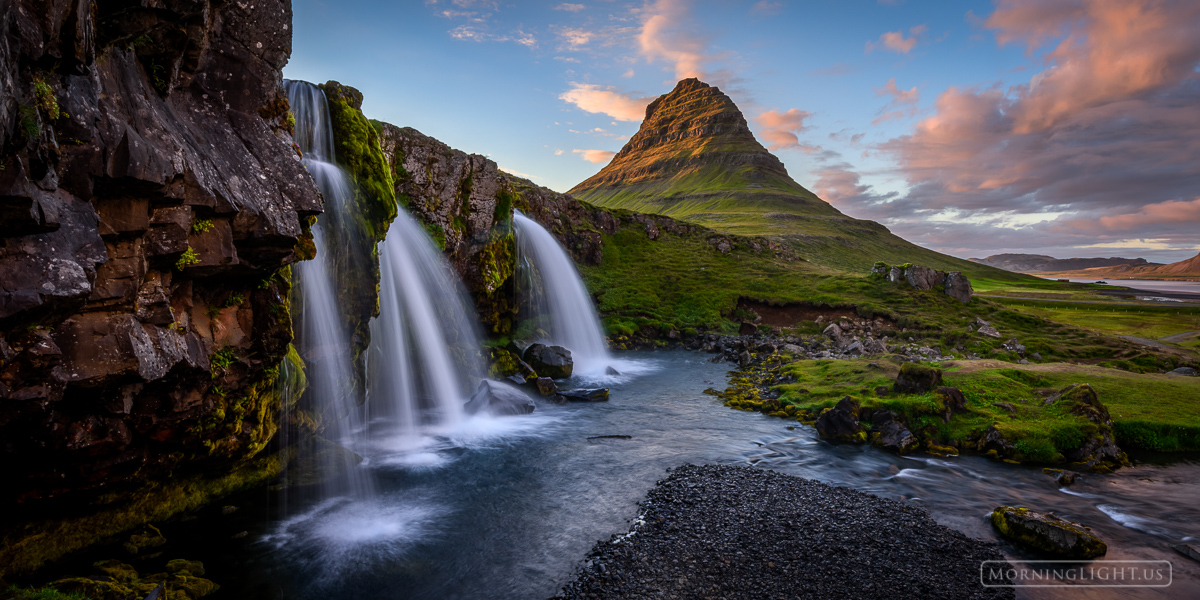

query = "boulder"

[738,350,752,369]
[903,265,942,291]
[1169,366,1197,377]
[978,325,1001,338]
[605,365,621,376]
[943,272,973,303]
[990,506,1107,559]
[738,322,757,336]
[558,388,610,402]
[978,425,1016,458]
[463,380,536,416]
[893,363,943,394]
[862,337,888,355]
[522,343,574,379]
[535,377,558,397]
[870,411,920,454]
[934,386,966,420]
[815,397,865,443]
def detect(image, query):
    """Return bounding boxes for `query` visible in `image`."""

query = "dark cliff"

[376,124,703,337]
[0,0,319,505]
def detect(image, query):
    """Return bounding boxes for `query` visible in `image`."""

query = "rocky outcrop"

[872,262,972,303]
[870,410,919,454]
[0,0,319,502]
[1053,384,1129,471]
[991,506,1107,559]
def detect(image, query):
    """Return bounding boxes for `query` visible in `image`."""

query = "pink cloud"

[867,25,926,54]
[1096,198,1200,230]
[876,78,919,104]
[638,0,710,80]
[559,83,654,121]
[753,108,813,151]
[573,149,616,164]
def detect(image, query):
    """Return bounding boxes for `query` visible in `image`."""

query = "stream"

[151,350,1198,599]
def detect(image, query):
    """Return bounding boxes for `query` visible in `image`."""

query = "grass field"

[989,299,1200,340]
[757,358,1200,459]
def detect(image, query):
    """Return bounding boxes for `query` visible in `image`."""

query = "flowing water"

[159,351,1199,600]
[284,80,374,501]
[514,212,612,375]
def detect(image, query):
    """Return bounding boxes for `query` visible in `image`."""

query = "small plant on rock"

[175,247,199,270]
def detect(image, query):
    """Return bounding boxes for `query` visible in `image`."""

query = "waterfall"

[285,80,488,506]
[513,212,610,375]
[367,211,485,440]
[284,80,375,501]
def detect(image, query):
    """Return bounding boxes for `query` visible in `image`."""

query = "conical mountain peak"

[570,78,798,193]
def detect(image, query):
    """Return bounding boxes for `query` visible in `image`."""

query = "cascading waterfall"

[513,212,611,375]
[367,212,485,442]
[284,80,488,508]
[284,80,375,501]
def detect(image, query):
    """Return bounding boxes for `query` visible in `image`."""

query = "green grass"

[989,298,1200,340]
[768,358,1200,458]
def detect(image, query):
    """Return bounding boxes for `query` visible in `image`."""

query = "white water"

[367,210,486,442]
[513,212,612,376]
[285,80,375,501]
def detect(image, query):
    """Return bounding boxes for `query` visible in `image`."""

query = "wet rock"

[978,425,1016,458]
[507,374,527,386]
[944,271,973,303]
[558,388,610,402]
[523,343,574,379]
[1043,468,1080,486]
[815,397,865,443]
[1172,543,1200,563]
[1169,366,1197,377]
[893,362,943,394]
[991,506,1107,559]
[870,411,919,454]
[463,380,536,416]
[738,350,752,369]
[535,377,558,396]
[605,365,621,376]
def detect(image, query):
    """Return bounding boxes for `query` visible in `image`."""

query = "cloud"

[835,0,1200,261]
[876,78,919,104]
[866,24,926,54]
[751,1,784,16]
[754,108,813,151]
[573,149,616,163]
[555,3,586,12]
[559,83,654,121]
[555,26,594,48]
[637,0,711,80]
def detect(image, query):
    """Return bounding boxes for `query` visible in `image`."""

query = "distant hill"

[569,78,1028,280]
[968,254,1157,273]
[1039,252,1200,280]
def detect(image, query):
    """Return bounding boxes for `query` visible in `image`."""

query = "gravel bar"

[552,464,1013,600]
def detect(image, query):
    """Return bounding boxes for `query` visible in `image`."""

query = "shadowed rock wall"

[0,0,320,502]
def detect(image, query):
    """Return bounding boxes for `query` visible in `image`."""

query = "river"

[131,350,1199,599]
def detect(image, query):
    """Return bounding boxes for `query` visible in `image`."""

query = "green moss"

[319,81,396,244]
[191,219,214,234]
[174,248,199,270]
[32,77,60,120]
[0,454,283,576]
[209,347,237,379]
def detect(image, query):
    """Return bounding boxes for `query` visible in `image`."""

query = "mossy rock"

[893,362,942,394]
[1057,383,1111,424]
[991,506,1107,559]
[122,524,165,555]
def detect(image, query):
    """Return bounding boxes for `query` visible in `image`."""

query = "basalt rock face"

[376,123,700,335]
[0,0,319,502]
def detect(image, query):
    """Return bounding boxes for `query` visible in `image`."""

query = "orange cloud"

[638,0,709,79]
[573,149,616,164]
[559,83,653,121]
[867,25,926,54]
[987,0,1200,133]
[1096,199,1200,230]
[753,108,813,151]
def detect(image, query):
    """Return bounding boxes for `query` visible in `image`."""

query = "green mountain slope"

[569,78,1028,281]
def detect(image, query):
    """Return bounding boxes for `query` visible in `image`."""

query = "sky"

[284,0,1200,264]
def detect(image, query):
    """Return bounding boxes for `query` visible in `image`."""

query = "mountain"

[1038,252,1200,280]
[569,79,1023,279]
[969,254,1157,273]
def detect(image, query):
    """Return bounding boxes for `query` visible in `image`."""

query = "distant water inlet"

[513,212,612,375]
